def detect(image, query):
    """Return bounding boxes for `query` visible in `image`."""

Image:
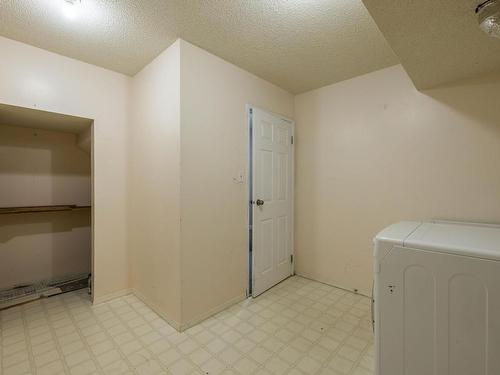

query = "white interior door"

[251,107,294,297]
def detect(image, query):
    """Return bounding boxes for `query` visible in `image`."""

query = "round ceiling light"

[476,0,500,39]
[61,0,82,20]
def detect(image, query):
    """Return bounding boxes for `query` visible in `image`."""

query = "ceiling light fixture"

[61,0,81,20]
[476,0,500,39]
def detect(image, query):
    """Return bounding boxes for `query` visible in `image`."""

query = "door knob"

[256,199,264,206]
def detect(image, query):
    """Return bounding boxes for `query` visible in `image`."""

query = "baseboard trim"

[94,288,248,332]
[295,273,371,297]
[93,288,132,305]
[179,293,247,332]
[131,289,182,331]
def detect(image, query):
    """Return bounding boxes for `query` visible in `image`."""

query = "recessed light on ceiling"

[62,0,82,20]
[476,0,500,39]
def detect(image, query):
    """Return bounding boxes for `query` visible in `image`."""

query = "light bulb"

[476,0,500,39]
[61,0,81,20]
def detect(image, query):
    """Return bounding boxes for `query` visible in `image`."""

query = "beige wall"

[0,37,130,301]
[0,125,91,288]
[5,34,499,331]
[179,40,294,326]
[0,125,91,207]
[8,33,499,333]
[129,41,182,325]
[127,39,294,328]
[0,36,293,324]
[294,65,500,295]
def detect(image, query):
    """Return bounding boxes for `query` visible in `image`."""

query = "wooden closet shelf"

[0,205,91,215]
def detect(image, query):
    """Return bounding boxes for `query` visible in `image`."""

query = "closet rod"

[0,205,91,215]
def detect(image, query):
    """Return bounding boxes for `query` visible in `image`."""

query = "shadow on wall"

[0,210,92,289]
[423,70,500,132]
[420,69,500,226]
[0,211,90,243]
[294,92,323,271]
[0,125,91,207]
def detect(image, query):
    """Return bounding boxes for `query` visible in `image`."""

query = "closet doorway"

[0,103,94,309]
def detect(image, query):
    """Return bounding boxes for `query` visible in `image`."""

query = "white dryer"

[373,221,500,375]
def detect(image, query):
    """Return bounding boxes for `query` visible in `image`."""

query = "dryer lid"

[405,221,500,261]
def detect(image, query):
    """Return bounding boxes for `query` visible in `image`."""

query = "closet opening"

[0,103,94,309]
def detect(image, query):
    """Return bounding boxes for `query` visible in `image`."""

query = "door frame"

[246,104,295,297]
[89,121,95,302]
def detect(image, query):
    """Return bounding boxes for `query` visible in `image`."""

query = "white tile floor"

[0,276,374,375]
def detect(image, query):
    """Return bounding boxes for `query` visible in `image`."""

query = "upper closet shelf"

[0,205,91,215]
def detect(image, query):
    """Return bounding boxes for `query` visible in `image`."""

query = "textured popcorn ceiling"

[363,0,500,89]
[0,0,398,93]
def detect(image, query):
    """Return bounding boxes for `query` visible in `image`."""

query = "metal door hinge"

[291,136,294,145]
[290,254,294,263]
